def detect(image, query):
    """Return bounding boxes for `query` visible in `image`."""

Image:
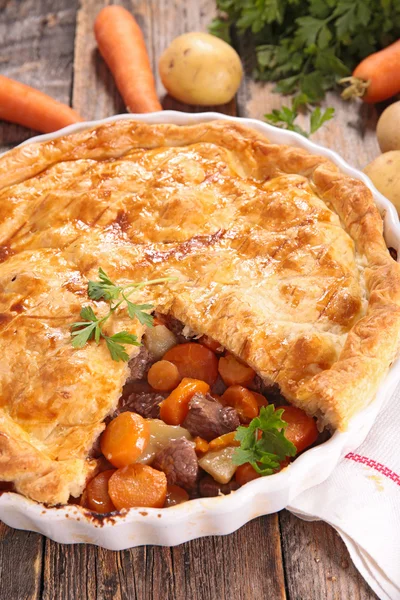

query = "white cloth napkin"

[289,383,400,600]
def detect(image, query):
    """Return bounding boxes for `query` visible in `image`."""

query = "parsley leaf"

[88,267,121,301]
[233,405,297,476]
[70,306,100,348]
[79,305,98,322]
[310,106,335,134]
[71,323,98,348]
[265,101,334,137]
[104,332,141,362]
[107,331,140,345]
[71,268,175,361]
[264,105,306,136]
[295,16,326,47]
[208,17,231,43]
[125,300,155,328]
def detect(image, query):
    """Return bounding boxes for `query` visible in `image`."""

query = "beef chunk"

[211,375,227,396]
[117,391,165,419]
[199,475,240,497]
[126,346,155,382]
[249,377,287,404]
[121,380,153,398]
[153,438,199,492]
[182,393,240,441]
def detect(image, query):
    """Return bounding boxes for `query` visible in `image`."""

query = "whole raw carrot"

[0,75,82,132]
[341,39,400,103]
[94,6,162,113]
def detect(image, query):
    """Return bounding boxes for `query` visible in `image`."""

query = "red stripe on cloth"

[345,452,400,487]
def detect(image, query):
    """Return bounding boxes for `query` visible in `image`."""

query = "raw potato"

[364,151,400,212]
[377,101,400,152]
[159,32,243,106]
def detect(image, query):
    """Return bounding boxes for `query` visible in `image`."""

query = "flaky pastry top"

[0,119,400,504]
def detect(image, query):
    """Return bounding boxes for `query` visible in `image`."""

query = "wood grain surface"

[0,1,380,598]
[0,0,78,151]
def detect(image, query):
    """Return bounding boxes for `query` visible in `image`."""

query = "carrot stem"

[340,39,400,103]
[340,77,370,101]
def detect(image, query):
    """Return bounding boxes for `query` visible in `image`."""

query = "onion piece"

[143,324,177,359]
[137,419,192,464]
[198,446,237,484]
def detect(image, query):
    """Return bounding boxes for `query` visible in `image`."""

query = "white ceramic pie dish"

[1,111,400,549]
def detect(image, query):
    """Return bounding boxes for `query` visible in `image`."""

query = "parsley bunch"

[71,268,172,362]
[210,0,400,103]
[233,405,297,475]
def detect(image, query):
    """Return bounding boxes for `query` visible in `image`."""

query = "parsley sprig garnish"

[265,98,335,138]
[233,405,297,475]
[71,268,173,362]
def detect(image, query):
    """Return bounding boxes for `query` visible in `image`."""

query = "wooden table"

[0,1,380,598]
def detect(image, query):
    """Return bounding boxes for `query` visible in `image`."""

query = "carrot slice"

[108,464,167,510]
[159,378,210,425]
[100,412,150,468]
[208,432,239,450]
[86,470,116,513]
[277,405,318,453]
[0,74,82,133]
[193,436,210,454]
[79,489,89,509]
[164,484,189,507]
[163,343,219,386]
[218,354,255,387]
[252,391,269,408]
[94,6,162,113]
[147,360,181,391]
[235,463,261,486]
[221,385,259,423]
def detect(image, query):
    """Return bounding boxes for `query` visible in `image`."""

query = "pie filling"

[79,314,325,513]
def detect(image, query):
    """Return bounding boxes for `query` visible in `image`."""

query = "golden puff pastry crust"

[0,119,400,504]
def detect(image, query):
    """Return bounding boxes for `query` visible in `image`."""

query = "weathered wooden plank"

[169,515,286,600]
[41,540,97,600]
[72,0,124,121]
[279,511,378,600]
[42,515,286,600]
[41,542,173,600]
[0,0,78,152]
[72,0,235,119]
[0,522,43,600]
